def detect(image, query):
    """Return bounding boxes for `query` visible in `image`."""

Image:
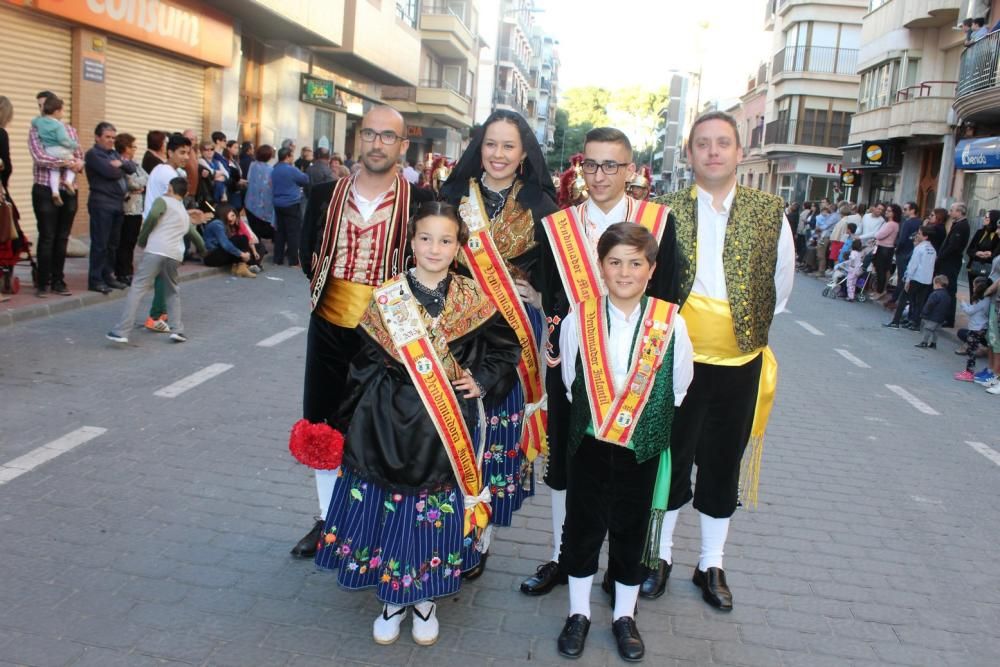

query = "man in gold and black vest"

[520,126,680,597]
[652,110,795,610]
[289,105,433,558]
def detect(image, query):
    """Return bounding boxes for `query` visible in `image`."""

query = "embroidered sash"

[577,296,677,446]
[372,276,490,537]
[459,180,547,461]
[542,198,671,306]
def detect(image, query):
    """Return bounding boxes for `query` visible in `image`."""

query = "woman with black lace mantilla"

[439,110,559,577]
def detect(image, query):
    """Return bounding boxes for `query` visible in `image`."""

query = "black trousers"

[891,280,931,327]
[873,246,894,293]
[31,184,76,287]
[303,313,363,424]
[668,354,762,519]
[245,208,274,240]
[87,204,123,288]
[274,203,301,265]
[116,214,142,279]
[938,262,961,328]
[561,436,658,585]
[542,366,571,491]
[202,235,251,267]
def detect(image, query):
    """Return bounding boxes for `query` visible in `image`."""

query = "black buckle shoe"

[557,614,590,659]
[611,617,645,662]
[520,560,566,596]
[290,519,324,558]
[693,566,733,611]
[461,551,488,581]
[639,559,671,599]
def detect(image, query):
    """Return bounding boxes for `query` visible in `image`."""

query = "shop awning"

[956,137,1000,170]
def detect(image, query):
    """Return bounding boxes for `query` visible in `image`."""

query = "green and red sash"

[372,276,490,536]
[459,179,547,461]
[542,197,671,307]
[577,296,677,446]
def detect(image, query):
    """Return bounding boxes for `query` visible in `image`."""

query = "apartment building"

[657,73,699,193]
[527,26,559,149]
[735,62,771,192]
[492,0,536,119]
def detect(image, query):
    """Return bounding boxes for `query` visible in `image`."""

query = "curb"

[0,266,226,328]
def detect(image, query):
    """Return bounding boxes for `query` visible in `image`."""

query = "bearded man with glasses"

[289,105,434,559]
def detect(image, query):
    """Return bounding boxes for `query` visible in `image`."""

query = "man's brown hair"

[687,110,741,149]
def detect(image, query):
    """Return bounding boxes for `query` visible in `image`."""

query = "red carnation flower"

[288,419,344,470]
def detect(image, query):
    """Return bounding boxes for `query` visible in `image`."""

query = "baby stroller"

[822,262,873,302]
[0,204,39,295]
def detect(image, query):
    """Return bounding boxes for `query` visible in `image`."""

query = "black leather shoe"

[556,614,590,659]
[611,617,645,662]
[915,342,928,348]
[461,551,488,581]
[88,284,112,295]
[50,282,72,296]
[639,559,671,599]
[290,519,324,558]
[520,560,566,596]
[693,566,733,611]
[106,279,127,290]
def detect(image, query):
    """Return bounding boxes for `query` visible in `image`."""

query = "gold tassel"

[738,435,764,509]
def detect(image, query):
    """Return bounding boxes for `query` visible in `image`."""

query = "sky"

[534,0,775,105]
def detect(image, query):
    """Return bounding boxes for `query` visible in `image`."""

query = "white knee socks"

[550,488,566,563]
[658,509,680,563]
[613,582,640,621]
[568,574,593,619]
[315,468,339,520]
[698,512,730,570]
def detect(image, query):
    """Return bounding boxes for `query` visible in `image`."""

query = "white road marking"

[265,276,284,281]
[256,326,306,348]
[0,426,107,486]
[835,348,870,368]
[966,441,1000,467]
[884,384,940,416]
[154,363,233,398]
[910,495,943,505]
[795,320,824,336]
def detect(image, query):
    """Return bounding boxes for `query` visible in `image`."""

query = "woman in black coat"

[966,210,1000,299]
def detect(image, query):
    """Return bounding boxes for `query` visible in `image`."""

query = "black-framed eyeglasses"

[581,159,630,175]
[359,128,401,145]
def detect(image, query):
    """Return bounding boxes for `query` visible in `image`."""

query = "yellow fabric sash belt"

[459,180,546,461]
[372,276,490,536]
[315,278,375,328]
[679,292,777,507]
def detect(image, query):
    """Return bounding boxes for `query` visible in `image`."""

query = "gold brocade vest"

[656,185,783,353]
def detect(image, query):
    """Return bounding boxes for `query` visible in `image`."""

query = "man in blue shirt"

[272,146,309,266]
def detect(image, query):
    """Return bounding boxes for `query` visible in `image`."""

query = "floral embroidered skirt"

[481,302,543,526]
[315,467,482,606]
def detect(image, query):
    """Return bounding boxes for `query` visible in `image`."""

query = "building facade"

[492,0,535,119]
[527,26,558,150]
[843,0,964,211]
[758,0,866,204]
[736,62,771,192]
[657,72,698,193]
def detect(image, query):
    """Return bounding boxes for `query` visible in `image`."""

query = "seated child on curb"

[915,275,951,349]
[955,277,991,381]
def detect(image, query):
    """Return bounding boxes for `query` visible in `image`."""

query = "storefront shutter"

[104,39,206,157]
[0,5,73,239]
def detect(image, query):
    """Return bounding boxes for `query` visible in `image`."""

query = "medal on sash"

[542,198,671,307]
[577,296,677,446]
[459,179,547,461]
[373,276,491,537]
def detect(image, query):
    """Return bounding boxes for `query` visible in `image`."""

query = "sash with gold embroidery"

[542,198,672,307]
[459,179,547,462]
[372,276,490,537]
[577,296,677,446]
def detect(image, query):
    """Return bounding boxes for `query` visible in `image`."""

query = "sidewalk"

[0,255,224,327]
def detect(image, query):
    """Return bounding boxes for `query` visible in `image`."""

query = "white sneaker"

[169,332,188,343]
[373,604,406,645]
[411,600,439,646]
[987,382,1000,395]
[106,332,128,344]
[985,377,1000,390]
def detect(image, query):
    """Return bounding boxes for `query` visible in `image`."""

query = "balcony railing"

[498,47,531,78]
[749,126,763,149]
[419,79,469,97]
[772,46,858,77]
[764,118,851,149]
[958,31,1000,98]
[894,80,957,102]
[758,62,768,86]
[421,1,473,33]
[494,90,529,116]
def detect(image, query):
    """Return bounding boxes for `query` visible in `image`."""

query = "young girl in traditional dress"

[312,201,521,646]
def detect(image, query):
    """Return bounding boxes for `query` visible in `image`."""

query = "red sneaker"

[954,370,975,382]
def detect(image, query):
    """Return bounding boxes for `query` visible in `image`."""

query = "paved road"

[0,267,997,666]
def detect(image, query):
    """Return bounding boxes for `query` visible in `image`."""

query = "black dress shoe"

[50,282,72,296]
[461,551,488,580]
[89,284,112,295]
[105,279,127,290]
[611,617,645,662]
[639,559,671,599]
[693,566,733,611]
[520,560,566,596]
[915,342,928,348]
[290,519,324,558]
[556,614,590,659]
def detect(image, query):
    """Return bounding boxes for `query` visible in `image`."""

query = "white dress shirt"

[584,195,629,243]
[693,185,795,314]
[352,180,390,222]
[560,299,694,407]
[857,213,885,242]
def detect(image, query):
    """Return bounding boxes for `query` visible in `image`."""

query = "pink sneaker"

[954,370,975,382]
